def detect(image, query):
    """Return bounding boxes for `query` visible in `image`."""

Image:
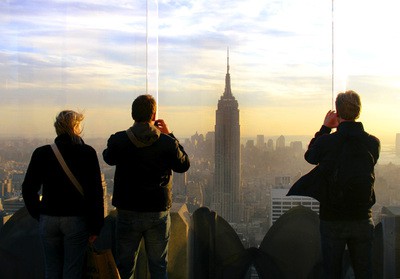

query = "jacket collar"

[337,121,365,137]
[54,134,84,145]
[128,122,160,148]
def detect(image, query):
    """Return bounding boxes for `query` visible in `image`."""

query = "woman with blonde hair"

[22,110,104,279]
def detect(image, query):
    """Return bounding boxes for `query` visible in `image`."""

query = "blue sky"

[1,0,399,144]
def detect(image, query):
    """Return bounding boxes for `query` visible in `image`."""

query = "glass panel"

[334,0,400,160]
[1,1,148,138]
[1,0,400,263]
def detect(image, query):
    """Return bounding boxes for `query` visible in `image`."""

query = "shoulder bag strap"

[50,143,84,196]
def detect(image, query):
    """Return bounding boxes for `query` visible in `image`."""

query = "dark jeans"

[320,218,374,279]
[116,209,170,279]
[39,215,89,279]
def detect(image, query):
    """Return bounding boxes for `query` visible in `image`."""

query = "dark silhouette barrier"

[259,205,323,278]
[378,214,400,278]
[0,204,190,279]
[188,206,321,279]
[0,207,44,279]
[187,206,389,279]
[0,205,389,278]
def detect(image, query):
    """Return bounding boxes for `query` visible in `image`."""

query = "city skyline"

[1,0,400,145]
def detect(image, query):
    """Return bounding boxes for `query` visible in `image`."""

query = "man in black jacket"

[304,90,380,278]
[103,94,190,279]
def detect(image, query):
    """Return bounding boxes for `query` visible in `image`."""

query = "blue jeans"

[115,209,170,279]
[320,218,374,279]
[39,215,89,279]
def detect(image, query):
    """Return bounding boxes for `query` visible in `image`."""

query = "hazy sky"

[1,0,399,145]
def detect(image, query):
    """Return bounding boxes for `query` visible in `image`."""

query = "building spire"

[223,47,232,97]
[227,47,230,74]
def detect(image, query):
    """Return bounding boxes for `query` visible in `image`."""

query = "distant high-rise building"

[173,172,187,197]
[290,141,303,155]
[191,132,204,145]
[100,173,109,216]
[205,131,215,142]
[256,135,265,149]
[246,140,255,149]
[267,139,274,151]
[270,188,319,226]
[396,133,400,156]
[212,50,241,223]
[276,135,285,149]
[275,176,291,187]
[205,131,215,155]
[1,179,13,198]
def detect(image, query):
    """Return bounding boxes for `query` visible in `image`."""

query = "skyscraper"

[256,134,265,149]
[212,50,241,223]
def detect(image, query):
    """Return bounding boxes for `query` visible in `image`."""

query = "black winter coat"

[103,123,190,212]
[22,134,104,235]
[288,122,380,221]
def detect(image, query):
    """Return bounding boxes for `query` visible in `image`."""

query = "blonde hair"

[54,110,84,143]
[335,90,361,120]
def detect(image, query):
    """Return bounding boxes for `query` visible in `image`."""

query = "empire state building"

[212,52,241,223]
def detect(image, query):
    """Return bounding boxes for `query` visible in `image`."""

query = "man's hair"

[54,110,84,143]
[335,90,361,120]
[131,94,157,122]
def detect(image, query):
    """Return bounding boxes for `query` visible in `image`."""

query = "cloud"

[0,0,399,144]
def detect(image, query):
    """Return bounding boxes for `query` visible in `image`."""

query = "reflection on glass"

[1,1,400,276]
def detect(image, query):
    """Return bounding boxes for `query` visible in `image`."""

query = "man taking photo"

[103,94,190,279]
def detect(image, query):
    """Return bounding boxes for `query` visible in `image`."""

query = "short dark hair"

[131,94,157,122]
[335,90,361,120]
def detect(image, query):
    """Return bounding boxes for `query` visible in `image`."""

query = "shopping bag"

[84,245,121,279]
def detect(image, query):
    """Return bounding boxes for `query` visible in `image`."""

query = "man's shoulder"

[314,130,337,145]
[108,130,129,140]
[158,133,179,145]
[352,128,380,149]
[365,132,380,145]
[113,130,129,136]
[349,122,379,145]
